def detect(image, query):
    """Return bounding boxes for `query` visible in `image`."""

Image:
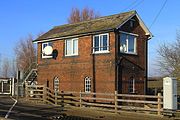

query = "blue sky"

[0,0,179,76]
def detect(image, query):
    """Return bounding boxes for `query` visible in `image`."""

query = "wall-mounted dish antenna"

[43,46,53,55]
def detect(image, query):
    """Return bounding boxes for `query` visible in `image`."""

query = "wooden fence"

[25,85,163,115]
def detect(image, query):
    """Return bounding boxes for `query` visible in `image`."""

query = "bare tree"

[68,7,100,24]
[1,57,10,78]
[14,34,36,72]
[157,32,180,79]
[10,59,17,77]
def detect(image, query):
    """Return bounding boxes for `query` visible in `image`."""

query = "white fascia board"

[33,29,114,43]
[117,13,153,39]
[135,13,153,39]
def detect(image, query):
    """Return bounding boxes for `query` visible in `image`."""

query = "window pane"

[128,77,135,93]
[94,36,99,51]
[100,35,103,50]
[73,39,78,54]
[102,35,107,50]
[49,42,53,47]
[85,77,91,92]
[120,34,127,52]
[66,40,71,55]
[128,35,135,52]
[42,42,53,58]
[43,43,47,49]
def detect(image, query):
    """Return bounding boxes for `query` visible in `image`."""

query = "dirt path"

[1,97,178,120]
[62,106,176,120]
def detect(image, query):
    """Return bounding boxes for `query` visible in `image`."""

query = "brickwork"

[37,32,116,93]
[36,16,148,95]
[119,16,148,94]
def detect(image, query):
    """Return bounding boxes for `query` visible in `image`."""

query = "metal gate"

[0,78,11,95]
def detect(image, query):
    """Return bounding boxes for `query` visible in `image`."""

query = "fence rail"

[26,85,163,115]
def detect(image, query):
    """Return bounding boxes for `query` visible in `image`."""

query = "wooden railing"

[26,85,163,115]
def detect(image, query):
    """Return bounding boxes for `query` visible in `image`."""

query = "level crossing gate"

[0,78,11,95]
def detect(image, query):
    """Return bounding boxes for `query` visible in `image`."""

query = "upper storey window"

[65,38,78,56]
[42,42,53,58]
[120,33,137,54]
[93,33,109,53]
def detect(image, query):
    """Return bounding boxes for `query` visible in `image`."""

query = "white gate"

[0,78,11,95]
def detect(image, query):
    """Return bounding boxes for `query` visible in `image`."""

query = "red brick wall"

[36,16,148,95]
[37,32,116,93]
[119,16,148,94]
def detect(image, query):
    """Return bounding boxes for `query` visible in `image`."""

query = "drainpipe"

[144,36,149,95]
[91,35,96,95]
[115,29,120,93]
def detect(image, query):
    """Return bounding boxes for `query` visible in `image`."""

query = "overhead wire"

[129,0,145,11]
[121,0,139,12]
[149,0,168,29]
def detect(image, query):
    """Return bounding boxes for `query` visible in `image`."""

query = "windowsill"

[84,91,91,94]
[120,52,137,56]
[42,56,53,59]
[129,92,137,94]
[92,51,110,54]
[65,54,79,57]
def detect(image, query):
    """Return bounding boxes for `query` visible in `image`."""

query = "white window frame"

[42,42,53,58]
[85,77,91,93]
[65,38,78,56]
[129,77,135,93]
[93,33,109,54]
[54,76,59,92]
[120,33,137,54]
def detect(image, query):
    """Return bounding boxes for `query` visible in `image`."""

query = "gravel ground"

[61,106,177,120]
[2,97,179,120]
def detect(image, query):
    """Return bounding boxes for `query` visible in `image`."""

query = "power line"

[129,0,145,11]
[122,0,144,12]
[122,0,139,12]
[149,0,168,29]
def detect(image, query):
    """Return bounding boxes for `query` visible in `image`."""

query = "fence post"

[157,93,162,115]
[80,90,82,107]
[55,91,57,105]
[43,85,47,103]
[114,91,118,113]
[61,91,64,108]
[25,84,29,100]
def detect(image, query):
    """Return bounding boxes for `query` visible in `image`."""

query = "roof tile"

[35,11,136,42]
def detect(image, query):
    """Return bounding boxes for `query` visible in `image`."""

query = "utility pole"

[16,70,20,100]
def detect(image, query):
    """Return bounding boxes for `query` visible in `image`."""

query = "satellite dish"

[43,46,53,55]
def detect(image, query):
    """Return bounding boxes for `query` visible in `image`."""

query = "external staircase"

[23,62,37,85]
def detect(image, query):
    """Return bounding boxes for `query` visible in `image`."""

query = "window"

[53,76,59,92]
[65,38,78,56]
[84,77,91,93]
[128,76,135,93]
[93,33,109,53]
[42,42,53,58]
[120,33,137,54]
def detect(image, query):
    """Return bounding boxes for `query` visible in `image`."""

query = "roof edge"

[53,10,136,29]
[33,10,152,43]
[117,11,153,39]
[33,29,114,43]
[135,13,153,39]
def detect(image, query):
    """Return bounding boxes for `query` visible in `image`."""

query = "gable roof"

[34,10,152,43]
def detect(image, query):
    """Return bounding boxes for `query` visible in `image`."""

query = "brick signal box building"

[33,11,152,95]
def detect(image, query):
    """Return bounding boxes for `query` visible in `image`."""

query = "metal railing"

[23,62,37,79]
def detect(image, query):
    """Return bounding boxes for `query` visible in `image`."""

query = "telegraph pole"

[16,70,20,100]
